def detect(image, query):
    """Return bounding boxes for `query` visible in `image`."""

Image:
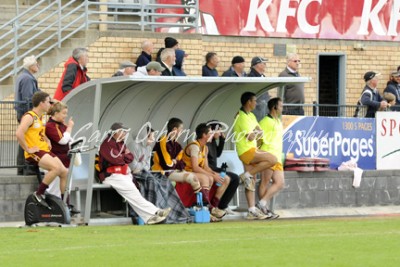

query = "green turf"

[1,217,399,267]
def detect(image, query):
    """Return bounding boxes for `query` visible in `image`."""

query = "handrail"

[0,0,199,86]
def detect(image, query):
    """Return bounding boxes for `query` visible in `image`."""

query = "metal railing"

[0,0,199,86]
[0,100,383,168]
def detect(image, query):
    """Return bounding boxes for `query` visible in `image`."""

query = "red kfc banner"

[155,0,400,41]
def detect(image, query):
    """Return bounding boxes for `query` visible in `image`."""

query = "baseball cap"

[391,71,400,77]
[231,56,245,65]
[110,122,130,132]
[251,56,268,67]
[364,71,381,82]
[146,61,165,72]
[120,61,136,69]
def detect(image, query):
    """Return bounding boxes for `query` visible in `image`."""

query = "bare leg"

[214,175,230,200]
[38,154,68,193]
[260,170,284,202]
[248,150,277,176]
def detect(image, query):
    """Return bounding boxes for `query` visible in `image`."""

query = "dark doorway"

[318,55,342,117]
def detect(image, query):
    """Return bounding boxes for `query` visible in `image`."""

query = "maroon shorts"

[26,150,56,165]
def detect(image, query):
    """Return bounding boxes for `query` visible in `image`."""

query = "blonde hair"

[48,101,68,116]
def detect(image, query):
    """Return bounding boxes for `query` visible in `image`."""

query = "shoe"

[68,205,81,215]
[146,215,167,225]
[256,203,279,219]
[156,207,171,218]
[211,207,226,219]
[210,214,222,223]
[33,192,51,210]
[267,210,280,219]
[246,208,268,220]
[240,173,255,191]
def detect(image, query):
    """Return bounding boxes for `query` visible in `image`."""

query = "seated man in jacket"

[98,122,171,225]
[127,125,190,223]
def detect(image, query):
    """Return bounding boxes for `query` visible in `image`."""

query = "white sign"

[376,112,400,170]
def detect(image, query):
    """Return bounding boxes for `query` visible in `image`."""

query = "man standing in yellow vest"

[233,92,277,220]
[258,97,285,219]
[16,91,68,209]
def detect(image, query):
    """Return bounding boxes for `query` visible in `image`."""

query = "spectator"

[202,52,219,77]
[152,118,201,194]
[54,48,90,101]
[127,126,190,223]
[156,37,179,62]
[182,123,230,222]
[206,120,240,215]
[112,61,136,77]
[45,101,80,214]
[383,92,396,110]
[97,122,171,225]
[173,49,188,76]
[279,53,305,115]
[222,56,246,77]
[16,91,68,210]
[134,61,165,77]
[383,71,400,109]
[360,71,387,118]
[160,48,176,76]
[248,56,270,120]
[14,55,41,175]
[135,40,154,68]
[248,57,268,77]
[233,92,277,220]
[258,98,285,219]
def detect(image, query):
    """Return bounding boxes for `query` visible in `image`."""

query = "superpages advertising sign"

[156,0,400,41]
[282,116,376,170]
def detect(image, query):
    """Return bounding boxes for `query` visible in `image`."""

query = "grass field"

[1,216,399,267]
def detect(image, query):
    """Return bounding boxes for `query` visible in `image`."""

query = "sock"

[36,182,49,195]
[200,188,210,204]
[249,206,256,213]
[210,197,220,209]
[259,200,267,207]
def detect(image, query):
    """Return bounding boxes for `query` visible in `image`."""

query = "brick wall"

[35,31,400,106]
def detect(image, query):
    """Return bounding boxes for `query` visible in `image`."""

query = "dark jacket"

[172,49,187,76]
[278,67,304,104]
[160,61,175,76]
[222,67,246,77]
[54,57,90,101]
[202,65,218,77]
[383,80,400,106]
[14,69,40,119]
[206,136,225,171]
[360,85,383,118]
[136,51,152,68]
[247,68,264,77]
[98,134,134,182]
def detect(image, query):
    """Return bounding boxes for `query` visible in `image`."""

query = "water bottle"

[216,162,228,186]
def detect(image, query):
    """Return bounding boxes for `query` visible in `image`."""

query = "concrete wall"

[1,170,399,222]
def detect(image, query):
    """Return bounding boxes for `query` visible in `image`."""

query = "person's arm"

[361,90,383,110]
[62,64,78,93]
[16,114,39,154]
[203,147,224,184]
[100,139,132,166]
[19,78,36,101]
[216,135,225,157]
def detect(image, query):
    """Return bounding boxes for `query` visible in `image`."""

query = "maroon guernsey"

[45,117,70,168]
